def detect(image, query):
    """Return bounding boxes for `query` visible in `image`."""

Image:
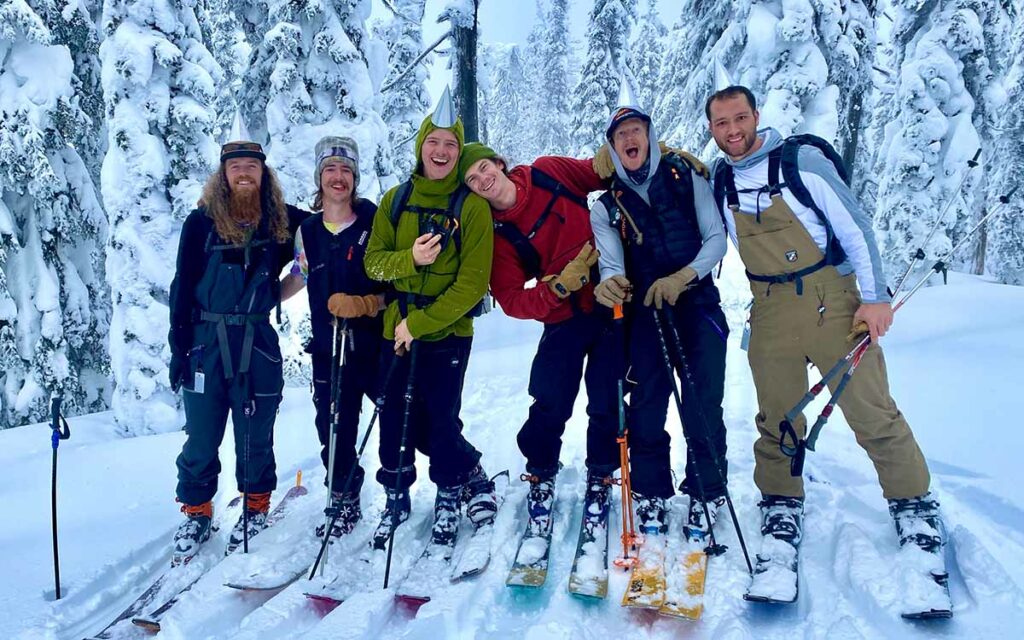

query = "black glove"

[169,353,187,392]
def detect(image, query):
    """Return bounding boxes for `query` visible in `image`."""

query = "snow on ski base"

[5,271,1024,638]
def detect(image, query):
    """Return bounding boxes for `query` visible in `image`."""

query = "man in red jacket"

[460,143,620,576]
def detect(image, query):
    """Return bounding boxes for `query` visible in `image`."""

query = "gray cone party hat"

[221,112,265,163]
[714,59,734,91]
[431,85,457,128]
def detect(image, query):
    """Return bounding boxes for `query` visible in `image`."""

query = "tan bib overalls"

[733,192,929,499]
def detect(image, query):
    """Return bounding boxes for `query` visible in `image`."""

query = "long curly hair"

[198,165,291,245]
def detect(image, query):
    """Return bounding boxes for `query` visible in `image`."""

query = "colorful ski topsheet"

[568,497,610,599]
[506,530,552,588]
[659,542,708,619]
[621,532,668,609]
[451,471,510,582]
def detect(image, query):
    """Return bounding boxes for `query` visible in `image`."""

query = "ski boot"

[745,495,803,604]
[889,492,952,618]
[581,471,612,534]
[889,493,944,554]
[684,494,727,544]
[226,492,271,554]
[430,484,463,548]
[172,501,213,566]
[316,490,361,540]
[371,488,411,550]
[462,464,498,528]
[524,474,556,538]
[634,494,668,536]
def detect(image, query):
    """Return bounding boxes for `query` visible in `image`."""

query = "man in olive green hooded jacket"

[364,94,497,551]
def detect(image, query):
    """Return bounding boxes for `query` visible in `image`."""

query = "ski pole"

[50,394,71,600]
[319,319,348,573]
[892,149,981,294]
[658,310,753,574]
[609,305,638,569]
[781,186,1018,466]
[308,348,402,579]
[384,341,418,589]
[243,387,254,554]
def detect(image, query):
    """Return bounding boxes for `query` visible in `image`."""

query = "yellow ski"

[620,534,667,609]
[659,544,707,619]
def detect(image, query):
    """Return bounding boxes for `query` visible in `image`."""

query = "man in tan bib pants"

[705,86,949,616]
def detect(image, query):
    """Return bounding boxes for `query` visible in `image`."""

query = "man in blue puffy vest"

[590,84,731,548]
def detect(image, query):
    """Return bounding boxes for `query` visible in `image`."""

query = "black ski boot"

[316,491,361,540]
[634,494,668,536]
[889,493,944,554]
[745,495,804,604]
[226,492,271,554]
[172,501,213,566]
[582,472,612,532]
[462,464,498,528]
[371,488,411,550]
[524,474,556,538]
[684,494,727,539]
[431,484,463,547]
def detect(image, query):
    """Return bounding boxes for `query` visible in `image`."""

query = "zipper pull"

[347,246,354,261]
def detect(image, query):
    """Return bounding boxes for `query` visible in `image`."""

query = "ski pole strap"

[50,396,70,450]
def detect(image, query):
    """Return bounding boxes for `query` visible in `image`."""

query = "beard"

[228,185,262,227]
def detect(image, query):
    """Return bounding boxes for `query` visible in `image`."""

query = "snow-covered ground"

[5,265,1024,639]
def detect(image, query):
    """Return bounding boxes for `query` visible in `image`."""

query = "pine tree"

[517,0,547,162]
[569,0,636,155]
[198,0,251,142]
[241,0,392,204]
[536,0,574,157]
[983,1,1023,284]
[488,45,528,164]
[872,1,997,282]
[375,0,430,177]
[0,0,109,428]
[628,0,666,115]
[100,0,223,434]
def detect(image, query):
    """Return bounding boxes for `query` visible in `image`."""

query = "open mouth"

[625,146,640,159]
[482,177,495,193]
[430,156,450,167]
[329,181,348,192]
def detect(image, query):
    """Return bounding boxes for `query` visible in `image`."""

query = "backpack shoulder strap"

[779,134,850,265]
[388,180,414,228]
[448,184,471,253]
[711,159,736,224]
[493,220,543,279]
[529,166,589,210]
[662,152,696,209]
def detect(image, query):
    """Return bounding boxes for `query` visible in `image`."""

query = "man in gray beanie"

[281,135,385,541]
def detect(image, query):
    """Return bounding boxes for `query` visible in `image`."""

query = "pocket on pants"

[252,345,284,398]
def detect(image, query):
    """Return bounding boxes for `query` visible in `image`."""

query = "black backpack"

[492,166,589,279]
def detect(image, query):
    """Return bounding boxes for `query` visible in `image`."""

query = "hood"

[722,127,784,170]
[412,113,465,195]
[606,106,661,189]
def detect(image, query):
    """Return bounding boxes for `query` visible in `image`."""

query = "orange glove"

[327,293,381,319]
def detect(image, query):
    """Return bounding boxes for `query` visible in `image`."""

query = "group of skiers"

[165,81,946,610]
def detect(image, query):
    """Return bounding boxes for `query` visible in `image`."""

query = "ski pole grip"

[968,148,981,166]
[50,394,70,442]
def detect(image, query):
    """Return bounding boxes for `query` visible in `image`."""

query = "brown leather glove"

[847,319,869,342]
[594,274,632,308]
[643,266,698,309]
[593,144,615,180]
[327,293,381,318]
[543,242,600,299]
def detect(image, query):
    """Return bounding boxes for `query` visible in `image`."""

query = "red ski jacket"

[490,156,606,324]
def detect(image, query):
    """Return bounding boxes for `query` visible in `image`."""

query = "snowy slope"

[6,264,1024,639]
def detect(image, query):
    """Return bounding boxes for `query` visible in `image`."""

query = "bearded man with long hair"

[167,137,309,563]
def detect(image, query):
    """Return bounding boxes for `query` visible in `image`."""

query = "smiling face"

[320,160,355,206]
[463,158,511,202]
[708,94,761,160]
[224,157,263,193]
[420,128,460,180]
[611,118,650,172]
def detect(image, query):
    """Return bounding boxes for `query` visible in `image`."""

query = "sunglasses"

[222,142,264,154]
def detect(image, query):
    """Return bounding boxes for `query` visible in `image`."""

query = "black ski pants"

[375,335,482,491]
[627,302,729,500]
[518,310,622,480]
[310,326,380,495]
[176,336,282,506]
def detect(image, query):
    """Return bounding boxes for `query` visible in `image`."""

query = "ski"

[744,536,799,604]
[302,549,376,612]
[398,471,510,602]
[621,533,668,609]
[450,471,511,582]
[132,478,307,631]
[659,528,708,620]
[505,527,552,588]
[897,547,952,619]
[567,490,610,599]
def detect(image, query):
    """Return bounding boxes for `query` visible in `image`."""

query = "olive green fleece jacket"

[364,116,494,341]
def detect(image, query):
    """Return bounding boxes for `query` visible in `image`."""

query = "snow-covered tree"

[0,0,109,428]
[627,0,666,115]
[241,0,392,204]
[872,1,1000,283]
[569,0,636,155]
[198,0,250,142]
[375,0,430,177]
[986,3,1024,285]
[100,0,223,434]
[533,0,574,158]
[487,45,528,164]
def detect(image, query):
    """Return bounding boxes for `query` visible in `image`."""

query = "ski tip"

[901,609,953,620]
[304,592,343,616]
[130,617,161,632]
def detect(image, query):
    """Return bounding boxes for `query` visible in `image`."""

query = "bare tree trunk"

[974,212,987,275]
[452,0,479,142]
